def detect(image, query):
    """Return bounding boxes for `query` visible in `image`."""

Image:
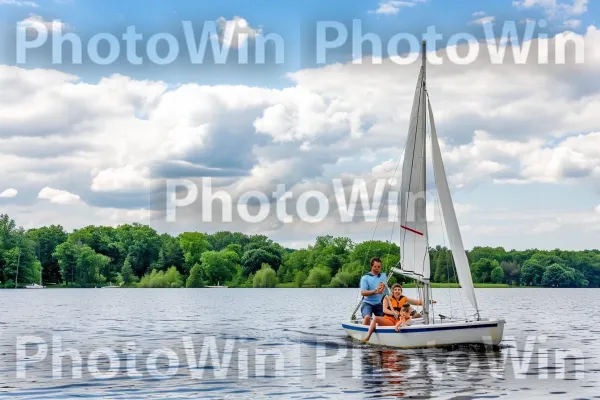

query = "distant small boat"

[25,283,45,289]
[206,281,228,288]
[102,285,120,288]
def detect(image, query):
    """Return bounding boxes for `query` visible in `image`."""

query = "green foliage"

[186,263,205,288]
[491,266,505,284]
[253,263,278,288]
[200,250,238,285]
[293,270,307,288]
[178,232,212,273]
[121,255,137,285]
[520,260,546,286]
[26,225,67,284]
[472,258,500,283]
[500,261,520,285]
[541,263,588,288]
[241,248,281,276]
[304,266,331,288]
[3,212,600,290]
[138,266,183,288]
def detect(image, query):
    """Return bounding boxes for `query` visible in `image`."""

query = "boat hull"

[343,319,505,348]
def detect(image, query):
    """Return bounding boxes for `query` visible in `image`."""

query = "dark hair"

[402,303,411,310]
[370,257,382,266]
[391,283,403,291]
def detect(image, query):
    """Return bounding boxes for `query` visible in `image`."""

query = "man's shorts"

[361,301,383,318]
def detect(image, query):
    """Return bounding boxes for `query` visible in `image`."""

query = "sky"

[0,0,599,251]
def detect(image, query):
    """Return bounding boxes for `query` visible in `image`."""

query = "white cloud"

[1,25,600,249]
[215,16,261,49]
[0,0,38,6]
[563,19,582,29]
[0,188,18,198]
[91,165,153,192]
[370,0,426,15]
[18,14,70,34]
[512,0,589,18]
[595,205,600,213]
[472,11,487,17]
[471,16,496,25]
[38,187,81,204]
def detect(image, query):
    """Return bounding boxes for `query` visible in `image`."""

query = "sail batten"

[427,96,479,313]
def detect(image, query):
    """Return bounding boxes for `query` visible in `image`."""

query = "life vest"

[388,295,406,314]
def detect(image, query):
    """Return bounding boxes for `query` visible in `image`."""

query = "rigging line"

[351,139,407,319]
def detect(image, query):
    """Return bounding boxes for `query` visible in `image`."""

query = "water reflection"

[0,288,598,399]
[358,344,507,398]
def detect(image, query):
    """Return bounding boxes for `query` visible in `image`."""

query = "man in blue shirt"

[359,257,389,325]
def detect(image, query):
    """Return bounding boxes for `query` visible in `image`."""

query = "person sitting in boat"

[359,257,389,325]
[360,283,429,343]
[395,303,413,331]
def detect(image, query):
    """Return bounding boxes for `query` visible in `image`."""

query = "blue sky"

[0,0,599,251]
[1,0,597,86]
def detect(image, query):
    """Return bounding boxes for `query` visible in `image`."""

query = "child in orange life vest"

[394,303,412,332]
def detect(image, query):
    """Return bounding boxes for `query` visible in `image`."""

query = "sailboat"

[206,281,228,288]
[342,41,505,348]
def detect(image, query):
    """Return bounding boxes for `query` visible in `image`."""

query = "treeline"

[0,214,599,289]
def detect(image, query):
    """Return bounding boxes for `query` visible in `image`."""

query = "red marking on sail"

[401,225,423,236]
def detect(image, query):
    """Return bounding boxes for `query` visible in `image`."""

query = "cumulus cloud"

[215,16,261,49]
[370,0,427,15]
[470,15,496,25]
[38,187,81,204]
[2,24,600,248]
[512,0,589,18]
[0,188,18,198]
[18,14,70,34]
[563,19,582,29]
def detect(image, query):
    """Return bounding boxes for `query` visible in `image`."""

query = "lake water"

[1,288,599,399]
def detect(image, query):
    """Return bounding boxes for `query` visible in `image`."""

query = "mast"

[420,40,431,325]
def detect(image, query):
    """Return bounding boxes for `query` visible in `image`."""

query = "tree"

[26,225,68,284]
[53,241,80,286]
[294,270,307,288]
[520,260,546,286]
[201,250,238,285]
[472,258,499,283]
[139,266,183,288]
[186,263,205,288]
[500,261,520,285]
[253,264,278,288]
[153,233,185,273]
[115,224,161,278]
[304,266,331,288]
[491,266,505,284]
[121,255,137,285]
[241,249,281,276]
[178,232,212,272]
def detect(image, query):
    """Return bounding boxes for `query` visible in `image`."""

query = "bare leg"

[361,317,395,343]
[362,315,371,325]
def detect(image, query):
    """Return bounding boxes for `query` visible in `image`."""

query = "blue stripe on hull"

[342,322,498,334]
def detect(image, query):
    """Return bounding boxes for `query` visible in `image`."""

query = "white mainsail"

[397,64,431,282]
[427,97,479,313]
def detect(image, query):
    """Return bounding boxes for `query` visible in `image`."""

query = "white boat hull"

[25,284,45,289]
[343,318,505,348]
